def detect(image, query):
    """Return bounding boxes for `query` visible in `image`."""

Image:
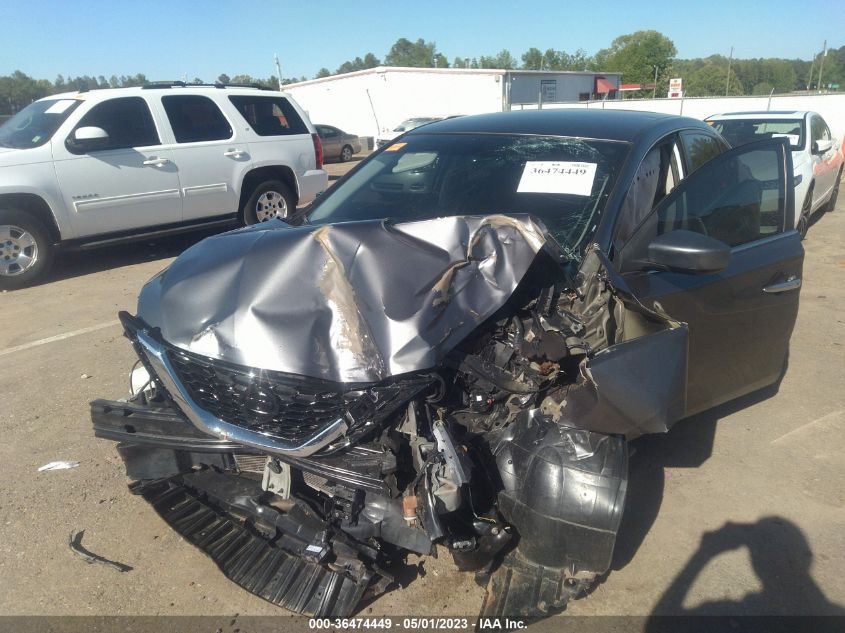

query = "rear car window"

[228,96,308,136]
[710,118,804,150]
[161,95,233,143]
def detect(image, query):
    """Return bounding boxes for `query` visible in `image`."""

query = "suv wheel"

[242,180,296,225]
[340,145,353,162]
[0,209,54,290]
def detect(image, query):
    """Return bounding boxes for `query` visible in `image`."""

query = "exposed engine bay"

[92,215,687,617]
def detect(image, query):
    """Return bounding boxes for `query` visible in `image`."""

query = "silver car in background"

[315,124,362,162]
[375,117,442,148]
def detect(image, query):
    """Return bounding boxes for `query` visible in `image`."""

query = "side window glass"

[70,97,159,151]
[680,131,724,174]
[623,142,786,266]
[810,117,824,143]
[228,96,308,136]
[161,95,232,143]
[614,139,681,249]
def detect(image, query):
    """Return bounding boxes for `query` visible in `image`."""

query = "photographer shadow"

[647,517,845,619]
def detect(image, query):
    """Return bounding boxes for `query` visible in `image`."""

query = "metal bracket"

[262,458,292,499]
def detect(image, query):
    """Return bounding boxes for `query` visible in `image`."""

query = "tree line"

[2,32,843,115]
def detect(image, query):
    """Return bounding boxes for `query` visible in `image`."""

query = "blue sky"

[1,0,843,81]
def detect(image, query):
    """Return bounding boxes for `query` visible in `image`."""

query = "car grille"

[168,348,351,444]
[165,347,429,446]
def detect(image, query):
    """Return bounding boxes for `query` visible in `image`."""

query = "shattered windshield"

[0,98,82,149]
[307,133,629,254]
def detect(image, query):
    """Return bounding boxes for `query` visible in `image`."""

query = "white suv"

[0,83,328,289]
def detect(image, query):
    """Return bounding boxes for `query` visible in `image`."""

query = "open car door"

[618,138,802,417]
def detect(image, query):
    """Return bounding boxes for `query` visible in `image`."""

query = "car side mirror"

[67,126,109,153]
[647,230,731,274]
[813,139,832,154]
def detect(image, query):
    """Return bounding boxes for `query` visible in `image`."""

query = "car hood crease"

[137,214,548,383]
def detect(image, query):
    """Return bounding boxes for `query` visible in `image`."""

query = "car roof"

[411,108,710,143]
[41,85,291,103]
[707,111,811,120]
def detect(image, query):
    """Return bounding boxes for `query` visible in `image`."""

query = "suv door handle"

[142,157,170,166]
[223,149,246,158]
[763,276,801,294]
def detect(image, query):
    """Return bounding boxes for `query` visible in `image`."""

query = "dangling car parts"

[92,110,803,617]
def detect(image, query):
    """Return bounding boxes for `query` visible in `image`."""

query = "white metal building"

[284,67,621,140]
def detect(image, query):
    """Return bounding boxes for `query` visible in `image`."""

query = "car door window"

[614,136,683,249]
[621,139,788,270]
[228,95,308,136]
[680,131,725,174]
[68,97,159,152]
[810,116,831,144]
[161,95,233,143]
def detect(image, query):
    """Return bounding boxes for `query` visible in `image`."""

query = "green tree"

[479,49,517,69]
[752,81,774,95]
[596,30,677,88]
[541,49,562,70]
[315,68,332,78]
[217,73,230,84]
[0,70,52,114]
[683,64,744,96]
[384,38,439,67]
[521,47,544,70]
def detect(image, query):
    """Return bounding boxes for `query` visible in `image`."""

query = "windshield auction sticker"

[517,161,597,196]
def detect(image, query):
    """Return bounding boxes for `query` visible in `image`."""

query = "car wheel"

[242,180,296,225]
[798,185,813,240]
[340,145,353,162]
[0,208,55,290]
[823,167,842,212]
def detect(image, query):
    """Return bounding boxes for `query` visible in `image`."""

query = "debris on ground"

[69,530,132,572]
[37,461,80,472]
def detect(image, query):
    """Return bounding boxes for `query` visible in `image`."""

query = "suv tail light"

[312,133,323,169]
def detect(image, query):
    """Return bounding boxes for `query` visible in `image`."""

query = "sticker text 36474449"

[517,161,598,196]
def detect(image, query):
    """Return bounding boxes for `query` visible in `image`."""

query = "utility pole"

[652,65,659,99]
[807,53,816,90]
[274,54,283,90]
[725,46,733,96]
[817,40,828,92]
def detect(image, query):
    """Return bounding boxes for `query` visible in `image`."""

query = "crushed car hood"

[137,215,549,383]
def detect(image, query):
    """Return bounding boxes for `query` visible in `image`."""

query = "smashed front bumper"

[92,399,391,617]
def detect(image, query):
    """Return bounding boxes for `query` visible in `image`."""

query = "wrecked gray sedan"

[92,110,803,616]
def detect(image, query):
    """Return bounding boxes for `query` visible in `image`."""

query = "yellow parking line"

[0,320,121,357]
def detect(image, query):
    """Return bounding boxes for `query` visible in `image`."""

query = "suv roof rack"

[142,81,273,91]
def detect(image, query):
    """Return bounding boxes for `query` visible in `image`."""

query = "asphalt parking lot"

[0,155,843,623]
